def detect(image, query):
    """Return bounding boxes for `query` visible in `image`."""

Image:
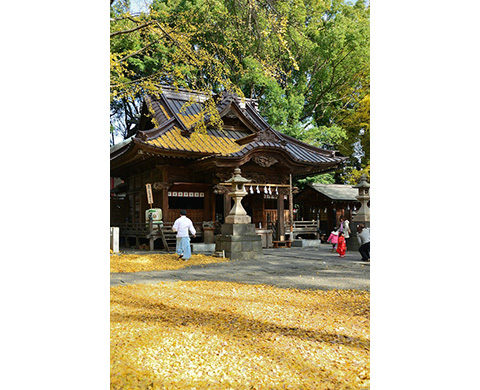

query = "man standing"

[357,224,370,262]
[172,210,196,261]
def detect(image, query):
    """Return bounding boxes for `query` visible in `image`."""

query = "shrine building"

[294,183,362,238]
[110,86,347,245]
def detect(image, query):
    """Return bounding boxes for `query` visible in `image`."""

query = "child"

[336,231,346,258]
[327,227,339,252]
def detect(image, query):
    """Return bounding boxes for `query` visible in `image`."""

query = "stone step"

[191,243,216,253]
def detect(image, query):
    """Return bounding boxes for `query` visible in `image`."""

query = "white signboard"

[145,183,153,205]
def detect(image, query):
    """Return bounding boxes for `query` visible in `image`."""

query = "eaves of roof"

[307,183,359,201]
[110,137,134,160]
[113,87,348,172]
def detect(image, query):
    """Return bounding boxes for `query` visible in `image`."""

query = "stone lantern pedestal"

[348,175,370,252]
[215,168,263,260]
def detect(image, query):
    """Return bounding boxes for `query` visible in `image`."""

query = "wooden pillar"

[161,188,168,221]
[277,190,285,240]
[261,195,266,228]
[161,168,169,222]
[148,218,154,252]
[204,189,213,221]
[223,193,231,218]
[289,174,294,235]
[140,176,147,223]
[211,189,215,222]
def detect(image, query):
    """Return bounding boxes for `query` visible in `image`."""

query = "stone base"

[347,220,370,251]
[220,223,257,235]
[215,223,263,260]
[225,214,251,224]
[291,239,322,248]
[191,243,216,253]
[346,236,359,251]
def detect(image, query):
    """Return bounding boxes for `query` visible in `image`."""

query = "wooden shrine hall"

[294,183,362,240]
[110,86,347,248]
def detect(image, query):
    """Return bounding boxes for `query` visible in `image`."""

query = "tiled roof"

[146,127,245,156]
[307,183,359,201]
[126,87,347,167]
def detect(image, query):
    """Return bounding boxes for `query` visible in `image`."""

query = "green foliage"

[296,173,335,190]
[337,91,370,169]
[297,124,347,150]
[110,0,300,141]
[110,0,370,185]
[343,163,370,185]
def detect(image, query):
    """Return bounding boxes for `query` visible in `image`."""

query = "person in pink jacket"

[327,227,339,252]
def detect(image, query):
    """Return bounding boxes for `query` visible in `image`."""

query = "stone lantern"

[349,175,370,251]
[215,168,263,260]
[225,168,251,224]
[352,174,370,226]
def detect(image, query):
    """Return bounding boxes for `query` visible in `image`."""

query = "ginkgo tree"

[110,0,370,184]
[110,0,298,141]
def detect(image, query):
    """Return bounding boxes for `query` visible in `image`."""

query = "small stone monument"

[349,175,370,251]
[215,168,263,260]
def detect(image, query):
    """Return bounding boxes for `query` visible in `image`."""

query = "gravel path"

[111,244,370,291]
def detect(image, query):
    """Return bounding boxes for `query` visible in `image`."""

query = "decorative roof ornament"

[255,130,287,146]
[213,184,229,195]
[252,156,278,167]
[152,182,170,190]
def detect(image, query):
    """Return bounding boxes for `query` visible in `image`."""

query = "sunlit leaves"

[109,0,370,182]
[111,282,370,389]
[110,0,310,142]
[110,252,230,273]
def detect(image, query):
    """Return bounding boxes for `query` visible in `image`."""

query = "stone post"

[215,168,263,260]
[110,227,119,253]
[348,175,370,251]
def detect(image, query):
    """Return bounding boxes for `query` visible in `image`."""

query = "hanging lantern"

[347,204,350,210]
[324,208,327,213]
[250,185,254,194]
[256,185,260,194]
[268,185,272,195]
[264,185,268,194]
[275,186,279,195]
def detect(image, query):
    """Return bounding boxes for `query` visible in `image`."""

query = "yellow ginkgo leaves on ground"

[110,253,229,273]
[111,282,370,389]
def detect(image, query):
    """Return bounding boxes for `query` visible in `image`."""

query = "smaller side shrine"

[294,183,361,237]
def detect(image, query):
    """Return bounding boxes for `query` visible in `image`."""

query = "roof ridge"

[277,131,342,158]
[135,117,177,141]
[312,183,353,187]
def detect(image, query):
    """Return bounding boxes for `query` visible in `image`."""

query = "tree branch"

[110,21,155,38]
[153,21,202,67]
[116,36,163,63]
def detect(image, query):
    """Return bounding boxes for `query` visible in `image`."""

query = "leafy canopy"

[110,0,370,184]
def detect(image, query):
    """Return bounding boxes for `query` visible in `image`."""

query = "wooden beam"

[277,192,285,241]
[220,182,290,187]
[289,174,294,235]
[162,168,169,222]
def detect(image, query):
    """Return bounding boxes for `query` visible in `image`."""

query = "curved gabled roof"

[111,86,347,172]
